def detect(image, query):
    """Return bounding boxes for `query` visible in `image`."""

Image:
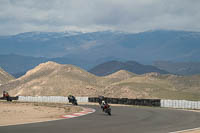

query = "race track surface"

[1,105,200,133]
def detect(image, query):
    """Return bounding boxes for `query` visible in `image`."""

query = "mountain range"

[1,30,200,76]
[0,62,200,100]
[1,30,200,65]
[1,54,200,78]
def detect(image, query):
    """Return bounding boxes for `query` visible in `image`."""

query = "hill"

[89,61,169,76]
[102,72,200,100]
[0,54,90,78]
[104,70,136,80]
[0,61,101,96]
[1,62,200,101]
[154,61,200,75]
[98,70,137,85]
[0,68,14,85]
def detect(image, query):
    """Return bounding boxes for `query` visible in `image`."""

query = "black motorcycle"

[68,95,78,105]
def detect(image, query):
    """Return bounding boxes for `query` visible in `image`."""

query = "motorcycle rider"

[3,91,12,101]
[3,91,6,98]
[68,95,78,105]
[68,95,74,102]
[101,100,109,111]
[98,95,105,105]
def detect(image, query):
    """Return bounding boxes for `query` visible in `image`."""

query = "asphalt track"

[1,105,200,133]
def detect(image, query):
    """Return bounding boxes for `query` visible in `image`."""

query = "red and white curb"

[61,107,96,119]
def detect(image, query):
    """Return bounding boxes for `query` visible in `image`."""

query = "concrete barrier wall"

[18,96,88,103]
[161,100,200,109]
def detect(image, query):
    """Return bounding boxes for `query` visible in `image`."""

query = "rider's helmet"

[102,100,106,105]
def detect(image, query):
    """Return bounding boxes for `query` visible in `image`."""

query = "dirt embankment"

[0,101,82,126]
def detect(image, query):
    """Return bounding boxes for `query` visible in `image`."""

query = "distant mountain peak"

[39,61,60,67]
[105,70,136,80]
[33,61,60,69]
[143,72,161,77]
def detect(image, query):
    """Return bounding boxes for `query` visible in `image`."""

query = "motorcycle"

[72,99,78,105]
[68,95,78,105]
[3,91,12,102]
[102,103,111,116]
[98,96,111,116]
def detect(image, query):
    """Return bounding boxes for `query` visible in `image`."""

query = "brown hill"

[99,70,137,84]
[0,61,102,96]
[102,72,200,100]
[0,67,14,86]
[104,70,136,80]
[1,62,200,100]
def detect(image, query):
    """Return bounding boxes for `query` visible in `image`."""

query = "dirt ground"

[0,101,82,126]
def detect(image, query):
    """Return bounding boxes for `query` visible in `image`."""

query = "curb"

[61,107,96,119]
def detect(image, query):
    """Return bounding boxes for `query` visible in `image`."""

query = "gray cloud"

[0,0,200,35]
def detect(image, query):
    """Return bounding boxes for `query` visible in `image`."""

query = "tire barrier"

[0,96,18,101]
[88,97,161,107]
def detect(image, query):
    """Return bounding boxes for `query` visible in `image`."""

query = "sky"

[0,0,200,35]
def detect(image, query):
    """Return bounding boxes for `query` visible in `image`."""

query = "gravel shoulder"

[0,101,82,126]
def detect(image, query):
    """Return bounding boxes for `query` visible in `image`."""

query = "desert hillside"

[0,61,101,96]
[1,62,200,100]
[0,67,15,86]
[102,72,200,100]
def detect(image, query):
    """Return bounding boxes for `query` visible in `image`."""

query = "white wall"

[161,100,200,110]
[18,96,88,103]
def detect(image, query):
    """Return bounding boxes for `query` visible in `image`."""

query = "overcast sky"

[0,0,200,35]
